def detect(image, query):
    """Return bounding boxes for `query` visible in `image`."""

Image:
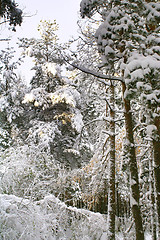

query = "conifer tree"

[79,0,160,238]
[80,0,160,238]
[0,46,27,149]
[19,20,91,168]
[19,20,62,92]
[0,0,23,31]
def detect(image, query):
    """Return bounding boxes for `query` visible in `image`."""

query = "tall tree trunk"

[108,82,116,240]
[150,154,157,240]
[153,116,160,237]
[122,82,144,240]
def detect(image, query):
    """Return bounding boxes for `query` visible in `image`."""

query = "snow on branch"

[64,59,124,84]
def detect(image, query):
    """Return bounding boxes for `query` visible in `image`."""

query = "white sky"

[1,0,81,41]
[17,0,81,40]
[1,0,81,82]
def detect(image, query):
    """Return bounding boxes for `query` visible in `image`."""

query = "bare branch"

[0,38,11,41]
[104,97,113,111]
[22,11,38,18]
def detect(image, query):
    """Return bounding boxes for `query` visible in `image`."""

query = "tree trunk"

[153,116,160,237]
[122,82,144,240]
[150,155,157,240]
[108,82,116,240]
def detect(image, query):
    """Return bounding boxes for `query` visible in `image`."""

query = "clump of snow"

[146,124,157,137]
[64,148,80,156]
[100,232,108,240]
[105,46,114,56]
[145,232,152,240]
[22,92,34,103]
[22,88,48,108]
[72,109,84,133]
[43,62,61,77]
[124,55,160,81]
[50,91,76,107]
[130,196,138,207]
[0,96,9,111]
[50,86,81,108]
[130,179,137,186]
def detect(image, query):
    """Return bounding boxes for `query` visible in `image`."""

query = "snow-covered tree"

[19,20,62,92]
[123,3,160,232]
[18,20,93,168]
[0,0,23,31]
[22,81,85,168]
[65,22,108,159]
[0,2,159,239]
[79,0,160,239]
[0,46,27,149]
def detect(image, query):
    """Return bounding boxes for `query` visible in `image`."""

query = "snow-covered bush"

[0,194,108,240]
[0,145,61,200]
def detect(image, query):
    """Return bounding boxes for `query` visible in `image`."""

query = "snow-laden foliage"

[0,145,56,199]
[0,47,27,149]
[92,0,160,132]
[21,82,86,168]
[17,20,95,168]
[0,145,108,239]
[80,0,104,18]
[0,47,25,120]
[18,20,63,92]
[0,145,152,239]
[0,194,108,240]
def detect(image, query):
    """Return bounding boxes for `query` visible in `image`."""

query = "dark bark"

[150,156,157,240]
[153,116,160,236]
[122,82,144,240]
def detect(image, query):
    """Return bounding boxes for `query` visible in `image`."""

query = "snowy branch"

[64,59,124,84]
[0,20,10,25]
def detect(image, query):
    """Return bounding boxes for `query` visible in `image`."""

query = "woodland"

[0,0,160,239]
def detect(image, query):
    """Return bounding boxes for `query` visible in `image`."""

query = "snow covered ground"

[0,194,152,240]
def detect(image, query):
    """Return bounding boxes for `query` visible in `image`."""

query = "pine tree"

[19,20,62,92]
[80,0,160,238]
[19,20,92,168]
[0,0,23,31]
[0,46,27,149]
[122,1,160,234]
[80,0,158,239]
